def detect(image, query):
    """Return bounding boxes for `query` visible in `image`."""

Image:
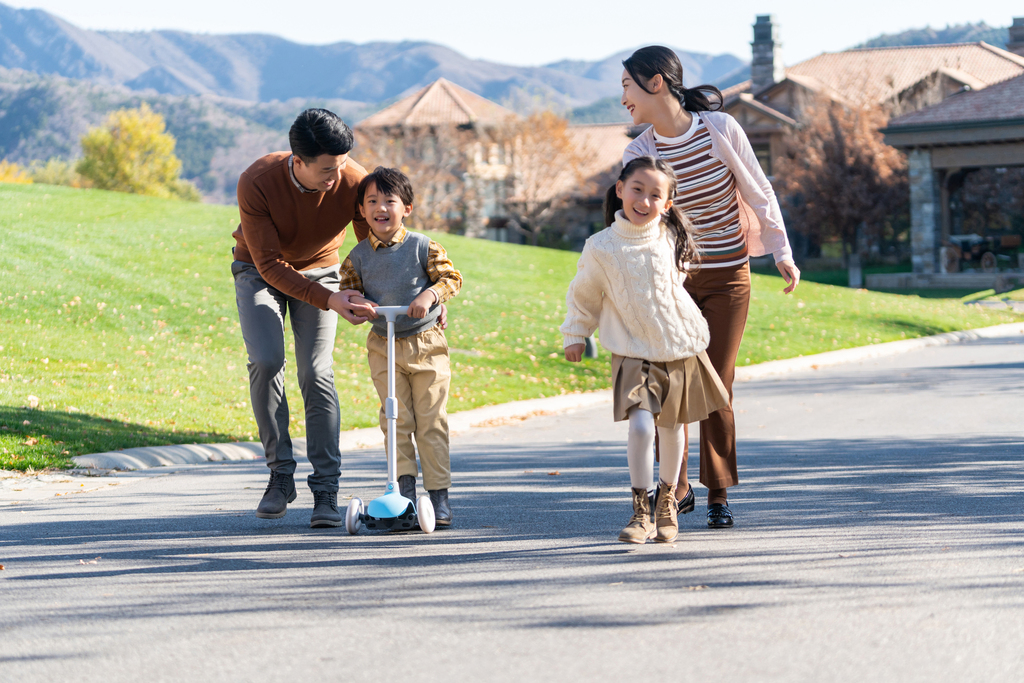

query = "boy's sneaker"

[310,491,342,528]
[255,471,296,519]
[654,481,678,543]
[399,474,416,501]
[619,487,656,544]
[428,489,452,527]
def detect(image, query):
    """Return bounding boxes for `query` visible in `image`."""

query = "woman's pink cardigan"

[623,111,794,264]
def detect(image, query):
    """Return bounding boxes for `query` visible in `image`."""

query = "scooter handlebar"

[370,305,410,322]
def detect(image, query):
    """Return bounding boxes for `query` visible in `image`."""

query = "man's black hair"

[289,108,354,162]
[357,166,415,207]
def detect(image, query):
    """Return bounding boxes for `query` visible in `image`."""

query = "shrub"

[76,103,201,202]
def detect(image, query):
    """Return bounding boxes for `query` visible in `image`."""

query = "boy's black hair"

[604,155,701,272]
[289,108,354,163]
[357,166,415,207]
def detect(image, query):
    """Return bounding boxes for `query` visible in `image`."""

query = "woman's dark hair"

[357,166,415,207]
[623,46,723,113]
[604,156,700,272]
[289,108,354,162]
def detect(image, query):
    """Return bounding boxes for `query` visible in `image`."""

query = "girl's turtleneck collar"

[611,210,662,242]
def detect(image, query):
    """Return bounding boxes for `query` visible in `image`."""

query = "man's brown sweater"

[232,152,371,310]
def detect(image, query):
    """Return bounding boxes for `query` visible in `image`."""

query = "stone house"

[725,14,1024,187]
[356,77,630,244]
[880,69,1024,288]
[724,15,1024,279]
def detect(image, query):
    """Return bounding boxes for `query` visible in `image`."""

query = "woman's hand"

[564,343,585,362]
[776,260,800,294]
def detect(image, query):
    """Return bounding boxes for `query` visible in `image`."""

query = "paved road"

[2,333,1022,682]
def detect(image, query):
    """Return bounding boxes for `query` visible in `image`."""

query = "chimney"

[1008,17,1024,57]
[751,14,784,93]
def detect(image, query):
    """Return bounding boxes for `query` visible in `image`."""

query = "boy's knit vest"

[347,231,442,338]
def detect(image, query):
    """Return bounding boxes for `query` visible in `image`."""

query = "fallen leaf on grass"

[79,557,101,565]
[23,438,38,446]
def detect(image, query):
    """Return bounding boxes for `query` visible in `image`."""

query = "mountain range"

[0,2,1014,206]
[0,2,744,109]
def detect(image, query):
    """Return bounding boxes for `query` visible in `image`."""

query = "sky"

[5,0,1022,66]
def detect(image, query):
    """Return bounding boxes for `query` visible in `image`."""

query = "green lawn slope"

[2,183,1020,470]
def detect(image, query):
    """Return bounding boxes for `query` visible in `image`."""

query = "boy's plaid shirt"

[337,225,462,303]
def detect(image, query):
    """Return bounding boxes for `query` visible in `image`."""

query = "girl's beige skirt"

[611,351,729,429]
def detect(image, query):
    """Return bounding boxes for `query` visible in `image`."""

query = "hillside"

[0,66,373,204]
[856,22,1008,49]
[0,2,744,110]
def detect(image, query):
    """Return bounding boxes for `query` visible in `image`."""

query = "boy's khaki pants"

[366,325,451,491]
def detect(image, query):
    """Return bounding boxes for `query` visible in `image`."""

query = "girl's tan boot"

[619,487,657,544]
[654,481,678,542]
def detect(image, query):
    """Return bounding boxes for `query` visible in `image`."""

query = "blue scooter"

[346,305,435,534]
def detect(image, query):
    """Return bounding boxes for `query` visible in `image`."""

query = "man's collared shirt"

[338,225,463,304]
[288,155,318,194]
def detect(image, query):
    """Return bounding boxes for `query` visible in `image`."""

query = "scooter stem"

[373,306,409,489]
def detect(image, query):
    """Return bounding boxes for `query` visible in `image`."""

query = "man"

[231,108,373,527]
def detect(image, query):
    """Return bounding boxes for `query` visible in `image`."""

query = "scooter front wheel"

[346,498,363,535]
[416,495,435,534]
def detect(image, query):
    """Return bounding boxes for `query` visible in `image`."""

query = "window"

[752,144,772,177]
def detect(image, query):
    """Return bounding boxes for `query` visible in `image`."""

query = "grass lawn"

[2,183,1021,470]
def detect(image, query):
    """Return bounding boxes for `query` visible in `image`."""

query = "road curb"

[72,322,1024,471]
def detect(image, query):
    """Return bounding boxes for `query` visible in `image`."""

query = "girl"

[620,46,800,528]
[562,156,729,544]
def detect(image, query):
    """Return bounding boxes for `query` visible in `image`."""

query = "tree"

[356,125,479,234]
[499,111,589,246]
[774,96,908,264]
[77,104,201,201]
[0,160,32,184]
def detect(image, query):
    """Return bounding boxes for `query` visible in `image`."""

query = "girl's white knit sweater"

[560,212,710,362]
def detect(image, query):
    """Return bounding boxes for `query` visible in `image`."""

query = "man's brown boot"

[654,481,678,542]
[618,487,656,544]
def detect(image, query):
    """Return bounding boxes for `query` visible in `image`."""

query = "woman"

[620,46,800,528]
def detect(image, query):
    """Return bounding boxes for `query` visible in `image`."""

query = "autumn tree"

[355,125,478,233]
[0,160,32,184]
[498,111,589,246]
[77,104,201,201]
[774,96,908,264]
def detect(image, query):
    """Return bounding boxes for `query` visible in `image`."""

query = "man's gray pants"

[232,261,341,493]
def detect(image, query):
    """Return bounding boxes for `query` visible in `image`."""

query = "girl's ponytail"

[623,46,723,113]
[603,184,623,227]
[665,204,700,272]
[606,156,701,272]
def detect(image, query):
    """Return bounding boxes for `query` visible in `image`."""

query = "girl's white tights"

[626,406,685,490]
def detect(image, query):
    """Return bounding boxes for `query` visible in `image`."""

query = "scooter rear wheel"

[416,495,435,534]
[346,498,363,535]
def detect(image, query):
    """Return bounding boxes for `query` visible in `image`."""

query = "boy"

[339,167,463,526]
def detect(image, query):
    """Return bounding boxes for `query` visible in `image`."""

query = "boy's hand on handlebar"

[329,290,377,325]
[407,290,436,319]
[564,343,584,362]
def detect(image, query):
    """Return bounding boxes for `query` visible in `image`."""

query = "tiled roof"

[358,78,517,129]
[783,42,1024,106]
[887,72,1024,127]
[513,122,632,203]
[721,80,751,102]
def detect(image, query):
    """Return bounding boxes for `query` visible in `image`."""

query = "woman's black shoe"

[707,503,734,528]
[676,484,695,515]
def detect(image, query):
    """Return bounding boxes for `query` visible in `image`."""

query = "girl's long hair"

[603,156,700,272]
[623,46,723,113]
